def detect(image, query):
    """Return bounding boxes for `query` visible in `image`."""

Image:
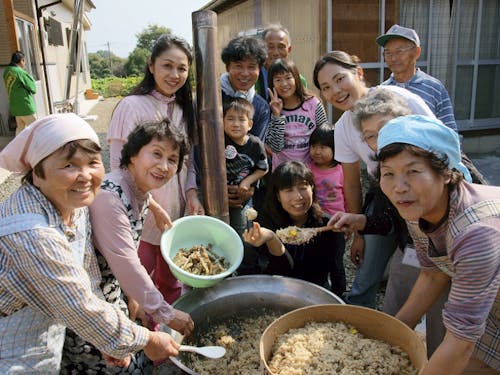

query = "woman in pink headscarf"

[0,114,180,374]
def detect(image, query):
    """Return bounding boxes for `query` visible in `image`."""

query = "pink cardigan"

[90,169,175,324]
[107,91,197,245]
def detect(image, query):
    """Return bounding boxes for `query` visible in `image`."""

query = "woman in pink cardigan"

[62,120,194,372]
[107,34,204,304]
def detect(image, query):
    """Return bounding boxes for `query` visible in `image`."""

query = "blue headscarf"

[377,115,472,182]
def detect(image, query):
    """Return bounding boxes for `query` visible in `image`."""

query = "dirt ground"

[85,96,121,172]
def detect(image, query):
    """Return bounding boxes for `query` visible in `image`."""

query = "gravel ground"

[0,96,384,308]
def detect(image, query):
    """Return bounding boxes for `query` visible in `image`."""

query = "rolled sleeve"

[2,229,150,357]
[442,223,500,342]
[90,189,175,325]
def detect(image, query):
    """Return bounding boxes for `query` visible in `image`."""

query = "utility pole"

[107,41,112,75]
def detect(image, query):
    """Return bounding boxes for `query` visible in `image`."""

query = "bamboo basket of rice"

[260,304,427,374]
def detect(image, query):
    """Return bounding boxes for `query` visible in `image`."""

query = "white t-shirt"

[334,85,436,177]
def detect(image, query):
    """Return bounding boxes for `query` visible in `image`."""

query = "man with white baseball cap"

[376,24,457,129]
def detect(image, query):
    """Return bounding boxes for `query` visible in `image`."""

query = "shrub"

[91,76,143,97]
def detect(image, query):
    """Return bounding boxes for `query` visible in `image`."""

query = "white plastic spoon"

[179,345,226,359]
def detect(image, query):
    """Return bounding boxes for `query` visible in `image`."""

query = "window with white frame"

[15,18,40,81]
[397,0,500,130]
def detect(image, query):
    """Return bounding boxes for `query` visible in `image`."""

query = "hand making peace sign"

[267,87,283,116]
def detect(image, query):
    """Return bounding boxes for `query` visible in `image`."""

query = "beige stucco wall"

[39,1,91,104]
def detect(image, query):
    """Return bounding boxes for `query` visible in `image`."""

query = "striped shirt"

[265,96,327,170]
[418,182,500,370]
[0,184,149,358]
[382,69,458,132]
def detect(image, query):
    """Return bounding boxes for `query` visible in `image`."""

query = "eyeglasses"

[382,46,415,58]
[362,132,378,148]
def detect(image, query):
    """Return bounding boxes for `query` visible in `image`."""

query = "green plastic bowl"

[160,216,244,288]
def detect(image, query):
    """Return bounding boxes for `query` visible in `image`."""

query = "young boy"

[224,97,268,240]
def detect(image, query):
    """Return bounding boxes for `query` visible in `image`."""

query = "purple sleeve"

[184,147,198,192]
[89,189,175,324]
[442,221,500,342]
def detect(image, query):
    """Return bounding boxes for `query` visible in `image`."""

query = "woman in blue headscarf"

[376,115,499,374]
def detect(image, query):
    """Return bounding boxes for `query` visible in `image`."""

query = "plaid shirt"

[0,184,149,358]
[419,182,500,370]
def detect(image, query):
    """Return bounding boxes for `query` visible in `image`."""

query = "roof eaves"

[200,0,248,13]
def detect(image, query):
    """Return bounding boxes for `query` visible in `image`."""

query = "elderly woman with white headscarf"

[376,115,499,374]
[0,114,180,374]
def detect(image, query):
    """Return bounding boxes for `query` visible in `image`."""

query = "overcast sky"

[86,0,209,57]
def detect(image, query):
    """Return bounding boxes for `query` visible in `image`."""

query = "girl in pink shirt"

[308,124,346,215]
[265,59,327,171]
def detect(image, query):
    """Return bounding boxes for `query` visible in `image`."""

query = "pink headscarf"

[0,113,100,173]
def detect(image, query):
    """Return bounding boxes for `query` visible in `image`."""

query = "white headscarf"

[0,113,100,173]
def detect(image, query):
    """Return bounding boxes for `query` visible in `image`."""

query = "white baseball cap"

[376,24,420,47]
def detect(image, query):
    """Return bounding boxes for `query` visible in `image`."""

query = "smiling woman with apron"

[0,114,171,374]
[0,208,86,373]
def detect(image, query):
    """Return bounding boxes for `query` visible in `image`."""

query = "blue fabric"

[382,69,457,132]
[221,90,270,141]
[229,199,253,237]
[346,233,398,308]
[255,67,269,101]
[377,115,472,182]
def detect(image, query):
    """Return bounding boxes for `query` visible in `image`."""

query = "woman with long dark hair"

[243,161,346,296]
[107,34,204,305]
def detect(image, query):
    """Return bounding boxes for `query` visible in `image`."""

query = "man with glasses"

[377,24,486,184]
[376,24,457,132]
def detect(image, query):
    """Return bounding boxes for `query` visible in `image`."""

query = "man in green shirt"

[3,51,37,135]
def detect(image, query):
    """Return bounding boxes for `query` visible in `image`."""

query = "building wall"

[212,0,325,96]
[40,3,88,105]
[32,1,92,103]
[0,0,93,134]
[214,1,255,76]
[0,2,11,64]
[14,0,34,18]
[261,0,325,95]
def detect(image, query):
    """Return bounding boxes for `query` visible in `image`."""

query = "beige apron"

[0,212,86,374]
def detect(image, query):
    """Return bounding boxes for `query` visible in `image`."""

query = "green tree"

[89,51,110,79]
[124,24,172,76]
[136,24,171,51]
[124,47,149,76]
[89,50,126,78]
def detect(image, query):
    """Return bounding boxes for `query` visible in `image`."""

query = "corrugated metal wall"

[214,0,325,95]
[14,0,34,19]
[261,0,325,95]
[0,2,10,64]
